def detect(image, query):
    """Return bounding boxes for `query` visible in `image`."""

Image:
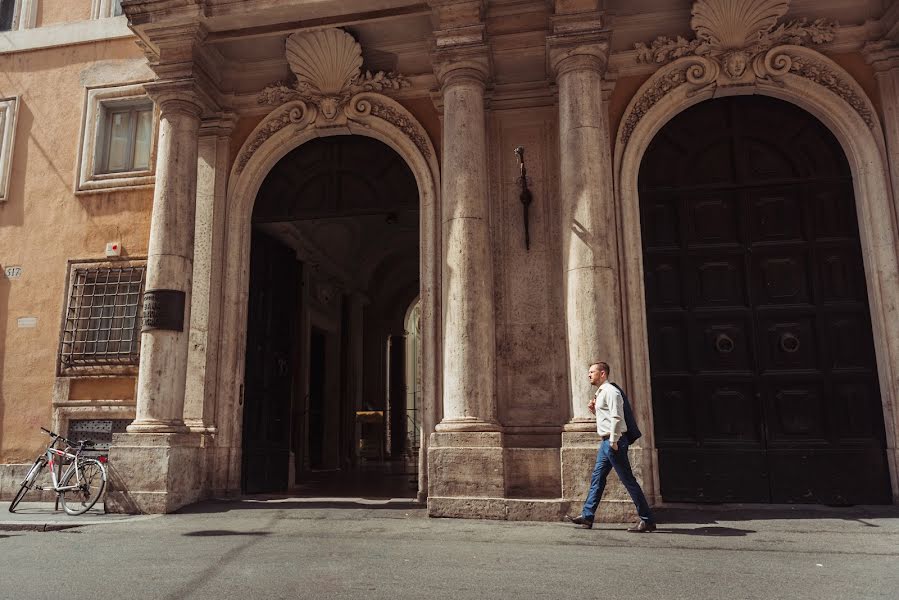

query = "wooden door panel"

[764,379,828,445]
[749,191,804,243]
[696,379,762,445]
[690,316,754,373]
[647,317,690,374]
[823,312,877,371]
[644,256,684,308]
[641,197,681,248]
[752,252,812,305]
[769,449,891,504]
[757,315,818,372]
[816,247,866,303]
[651,376,696,445]
[687,195,741,247]
[640,96,890,504]
[689,255,747,308]
[657,449,769,503]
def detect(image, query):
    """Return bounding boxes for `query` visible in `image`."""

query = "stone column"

[129,81,204,433]
[865,39,899,503]
[550,38,622,430]
[434,56,499,432]
[427,46,505,517]
[183,114,236,496]
[549,21,644,520]
[107,80,205,514]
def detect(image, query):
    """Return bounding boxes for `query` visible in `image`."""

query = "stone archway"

[210,30,441,502]
[614,0,899,504]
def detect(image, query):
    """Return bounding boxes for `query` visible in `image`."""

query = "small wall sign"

[141,289,186,332]
[17,317,37,328]
[4,266,22,279]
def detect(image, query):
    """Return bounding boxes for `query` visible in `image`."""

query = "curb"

[0,522,82,532]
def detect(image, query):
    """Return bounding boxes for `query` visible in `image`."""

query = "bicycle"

[8,427,108,515]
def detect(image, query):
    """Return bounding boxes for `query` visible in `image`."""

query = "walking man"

[568,361,656,531]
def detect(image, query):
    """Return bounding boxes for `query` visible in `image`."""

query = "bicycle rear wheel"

[8,457,46,513]
[60,459,107,515]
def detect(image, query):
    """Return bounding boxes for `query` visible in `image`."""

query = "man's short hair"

[590,361,611,376]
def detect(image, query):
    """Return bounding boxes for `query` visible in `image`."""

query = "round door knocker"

[715,333,735,354]
[780,332,801,353]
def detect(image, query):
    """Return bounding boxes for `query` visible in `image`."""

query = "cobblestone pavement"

[1,499,897,600]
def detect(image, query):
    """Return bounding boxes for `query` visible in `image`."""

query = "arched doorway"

[241,135,421,496]
[639,95,891,504]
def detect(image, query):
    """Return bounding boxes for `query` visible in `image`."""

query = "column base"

[560,431,653,523]
[428,497,573,521]
[105,432,204,514]
[127,419,190,434]
[563,418,596,433]
[428,431,505,498]
[435,417,501,432]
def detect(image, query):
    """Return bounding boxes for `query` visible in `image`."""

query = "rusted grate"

[59,266,145,371]
[67,419,131,451]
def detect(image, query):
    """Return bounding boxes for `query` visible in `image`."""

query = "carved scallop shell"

[286,29,362,95]
[691,0,789,49]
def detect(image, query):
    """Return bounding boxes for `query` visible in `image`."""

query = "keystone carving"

[621,0,875,146]
[258,29,408,120]
[635,0,835,76]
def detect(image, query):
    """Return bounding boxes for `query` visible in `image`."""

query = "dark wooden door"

[640,96,890,504]
[242,231,299,493]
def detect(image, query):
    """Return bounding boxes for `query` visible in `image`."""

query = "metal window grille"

[67,419,131,452]
[59,266,145,370]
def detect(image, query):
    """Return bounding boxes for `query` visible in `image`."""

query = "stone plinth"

[561,431,653,523]
[105,432,203,514]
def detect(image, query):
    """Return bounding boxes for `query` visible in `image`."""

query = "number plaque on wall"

[141,289,186,332]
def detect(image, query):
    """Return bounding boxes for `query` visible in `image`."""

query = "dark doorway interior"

[242,231,299,494]
[242,135,420,497]
[308,328,326,470]
[640,95,891,505]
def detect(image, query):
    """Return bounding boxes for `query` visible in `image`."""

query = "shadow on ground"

[654,505,899,528]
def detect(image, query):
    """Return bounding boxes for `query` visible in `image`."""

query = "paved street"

[1,500,898,600]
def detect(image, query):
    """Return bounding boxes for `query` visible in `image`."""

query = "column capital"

[546,6,611,79]
[547,33,610,79]
[432,46,491,90]
[145,79,206,120]
[863,39,899,74]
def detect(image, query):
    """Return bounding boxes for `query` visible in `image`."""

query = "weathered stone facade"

[1,0,898,519]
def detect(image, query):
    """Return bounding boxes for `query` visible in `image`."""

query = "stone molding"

[864,40,899,74]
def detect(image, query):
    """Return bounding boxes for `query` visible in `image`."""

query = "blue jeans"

[582,437,654,523]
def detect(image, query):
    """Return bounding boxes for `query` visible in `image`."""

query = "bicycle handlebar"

[40,426,78,448]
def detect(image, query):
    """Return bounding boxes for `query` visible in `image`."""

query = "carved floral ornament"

[622,0,876,146]
[238,28,429,173]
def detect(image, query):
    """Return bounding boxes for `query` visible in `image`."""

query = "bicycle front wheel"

[60,459,107,515]
[8,457,46,513]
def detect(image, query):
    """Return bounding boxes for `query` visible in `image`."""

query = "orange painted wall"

[0,37,152,462]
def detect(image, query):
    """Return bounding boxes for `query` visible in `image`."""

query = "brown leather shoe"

[627,520,656,533]
[566,515,593,529]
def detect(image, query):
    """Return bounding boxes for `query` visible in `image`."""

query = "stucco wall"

[38,0,93,27]
[0,36,152,463]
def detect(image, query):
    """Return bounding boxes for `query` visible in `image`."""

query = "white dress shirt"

[595,381,627,443]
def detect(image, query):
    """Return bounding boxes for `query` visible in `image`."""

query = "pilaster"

[864,38,899,504]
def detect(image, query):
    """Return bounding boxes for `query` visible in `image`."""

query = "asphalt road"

[1,500,897,600]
